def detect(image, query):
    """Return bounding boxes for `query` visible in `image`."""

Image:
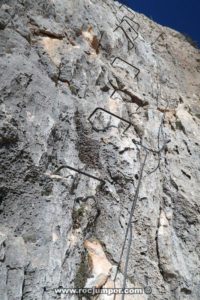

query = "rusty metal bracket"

[54,165,105,184]
[111,56,140,78]
[88,107,133,133]
[109,80,144,106]
[114,19,138,50]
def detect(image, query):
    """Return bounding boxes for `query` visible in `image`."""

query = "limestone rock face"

[0,0,200,299]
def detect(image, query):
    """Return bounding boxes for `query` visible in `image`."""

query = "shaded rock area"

[0,0,199,299]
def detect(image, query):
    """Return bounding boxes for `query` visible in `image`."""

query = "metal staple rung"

[118,4,136,19]
[151,32,165,46]
[88,107,133,133]
[114,25,134,50]
[114,19,139,50]
[111,56,140,78]
[54,165,105,184]
[121,16,140,32]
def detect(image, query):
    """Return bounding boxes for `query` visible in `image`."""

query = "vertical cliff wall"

[0,0,200,299]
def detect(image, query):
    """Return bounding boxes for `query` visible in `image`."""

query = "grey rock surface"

[0,0,199,299]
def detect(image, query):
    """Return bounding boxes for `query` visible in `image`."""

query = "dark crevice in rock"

[183,139,192,156]
[21,276,26,300]
[181,170,191,180]
[119,147,135,154]
[31,27,65,39]
[175,120,186,134]
[180,287,192,295]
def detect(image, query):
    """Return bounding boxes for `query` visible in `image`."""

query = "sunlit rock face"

[0,0,199,299]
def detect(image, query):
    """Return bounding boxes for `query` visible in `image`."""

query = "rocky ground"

[0,0,200,299]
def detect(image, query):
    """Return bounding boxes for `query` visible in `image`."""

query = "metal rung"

[88,107,133,133]
[111,56,140,78]
[118,4,135,19]
[121,16,140,32]
[114,25,134,50]
[151,32,165,45]
[54,165,105,184]
[114,19,138,49]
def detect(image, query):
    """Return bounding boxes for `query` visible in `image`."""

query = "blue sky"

[119,0,200,47]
